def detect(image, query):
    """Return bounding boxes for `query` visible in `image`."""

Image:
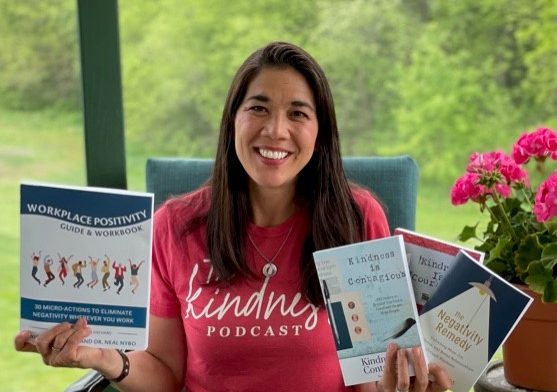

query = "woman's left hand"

[355,343,454,392]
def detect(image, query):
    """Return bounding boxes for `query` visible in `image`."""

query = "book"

[419,250,533,392]
[313,235,425,386]
[393,228,484,309]
[20,182,154,350]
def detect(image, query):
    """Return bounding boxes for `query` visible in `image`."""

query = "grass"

[0,108,495,390]
[0,109,89,390]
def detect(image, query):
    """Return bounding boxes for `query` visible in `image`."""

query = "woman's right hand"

[14,318,103,369]
[15,315,187,390]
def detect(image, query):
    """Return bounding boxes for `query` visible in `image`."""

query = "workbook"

[20,182,154,349]
[313,235,425,386]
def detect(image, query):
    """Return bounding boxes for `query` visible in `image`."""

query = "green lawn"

[0,109,89,390]
[0,108,489,390]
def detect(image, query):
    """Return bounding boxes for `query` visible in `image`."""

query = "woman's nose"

[262,112,289,139]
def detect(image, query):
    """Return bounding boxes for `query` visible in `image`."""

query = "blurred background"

[1,0,555,389]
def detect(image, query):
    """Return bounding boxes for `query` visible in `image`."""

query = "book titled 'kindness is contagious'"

[313,235,425,386]
[20,182,154,350]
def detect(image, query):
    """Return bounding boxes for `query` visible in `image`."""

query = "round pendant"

[262,262,278,278]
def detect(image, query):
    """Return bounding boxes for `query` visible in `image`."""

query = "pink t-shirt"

[150,187,390,392]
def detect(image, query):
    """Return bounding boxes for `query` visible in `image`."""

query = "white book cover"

[394,228,485,308]
[20,182,154,350]
[419,250,532,392]
[313,235,425,386]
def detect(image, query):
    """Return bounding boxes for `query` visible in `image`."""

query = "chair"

[66,155,419,391]
[145,155,419,233]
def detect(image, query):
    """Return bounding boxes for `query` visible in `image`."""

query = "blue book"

[20,182,154,350]
[313,235,425,386]
[419,250,533,392]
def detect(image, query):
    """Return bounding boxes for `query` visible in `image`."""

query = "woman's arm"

[103,315,186,391]
[14,315,186,392]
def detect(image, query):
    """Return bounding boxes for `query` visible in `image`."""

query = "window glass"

[119,1,556,191]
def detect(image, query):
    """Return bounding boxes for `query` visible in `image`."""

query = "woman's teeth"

[258,148,288,160]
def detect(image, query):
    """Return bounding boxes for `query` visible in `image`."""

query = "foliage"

[0,1,80,110]
[119,0,319,156]
[390,0,557,184]
[308,0,419,155]
[0,0,555,181]
[452,128,557,302]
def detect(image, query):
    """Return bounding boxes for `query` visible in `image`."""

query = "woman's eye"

[249,105,267,113]
[291,110,309,119]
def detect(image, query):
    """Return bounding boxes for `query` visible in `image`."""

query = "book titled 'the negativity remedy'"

[313,235,425,386]
[20,182,154,350]
[419,250,533,392]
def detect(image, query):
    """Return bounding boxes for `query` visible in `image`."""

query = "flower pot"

[502,284,557,391]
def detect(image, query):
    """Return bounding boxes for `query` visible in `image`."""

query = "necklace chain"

[248,224,294,277]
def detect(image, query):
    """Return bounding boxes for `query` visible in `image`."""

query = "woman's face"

[234,66,318,195]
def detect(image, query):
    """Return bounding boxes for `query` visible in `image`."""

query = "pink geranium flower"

[451,173,484,205]
[462,151,529,194]
[512,127,557,164]
[534,172,557,222]
[452,127,557,303]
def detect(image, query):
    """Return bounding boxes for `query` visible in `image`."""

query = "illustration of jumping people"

[57,253,71,285]
[72,260,86,288]
[43,255,55,287]
[86,257,99,289]
[101,256,111,292]
[128,259,145,294]
[112,260,126,295]
[30,251,41,285]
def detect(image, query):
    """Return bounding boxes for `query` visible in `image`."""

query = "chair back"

[146,156,419,233]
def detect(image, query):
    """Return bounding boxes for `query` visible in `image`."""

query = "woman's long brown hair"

[175,42,365,305]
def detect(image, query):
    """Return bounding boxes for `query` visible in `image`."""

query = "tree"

[387,0,556,184]
[0,1,80,110]
[120,0,319,156]
[308,0,420,155]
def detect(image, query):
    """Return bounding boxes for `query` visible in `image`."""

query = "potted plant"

[451,127,557,391]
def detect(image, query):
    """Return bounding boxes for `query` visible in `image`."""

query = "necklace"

[248,224,294,278]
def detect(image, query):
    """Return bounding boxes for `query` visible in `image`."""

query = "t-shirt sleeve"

[150,205,182,318]
[352,188,391,240]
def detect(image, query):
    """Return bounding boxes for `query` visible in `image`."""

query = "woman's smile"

[234,66,318,193]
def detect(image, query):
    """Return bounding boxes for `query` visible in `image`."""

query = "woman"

[86,256,99,289]
[101,255,111,291]
[15,42,451,392]
[30,250,41,285]
[128,259,144,294]
[57,253,71,285]
[42,255,55,287]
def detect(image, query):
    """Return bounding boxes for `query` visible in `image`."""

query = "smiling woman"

[14,42,453,392]
[234,67,319,222]
[4,0,555,390]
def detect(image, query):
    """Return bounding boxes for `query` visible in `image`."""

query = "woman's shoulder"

[154,186,211,227]
[350,185,390,238]
[350,185,385,212]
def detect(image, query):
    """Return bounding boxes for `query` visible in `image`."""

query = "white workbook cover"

[20,182,154,349]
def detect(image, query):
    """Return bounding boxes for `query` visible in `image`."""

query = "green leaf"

[524,261,553,293]
[457,224,478,242]
[541,243,557,270]
[489,236,511,260]
[515,234,544,272]
[485,259,510,278]
[542,279,557,303]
